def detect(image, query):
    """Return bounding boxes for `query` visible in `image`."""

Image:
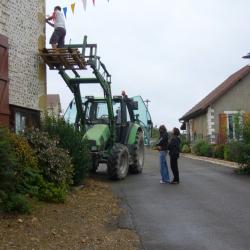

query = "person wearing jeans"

[156,125,170,183]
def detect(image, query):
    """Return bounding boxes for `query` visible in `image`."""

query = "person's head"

[173,127,180,136]
[159,125,167,135]
[54,6,61,11]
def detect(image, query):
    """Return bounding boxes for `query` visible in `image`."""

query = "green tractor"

[40,36,152,179]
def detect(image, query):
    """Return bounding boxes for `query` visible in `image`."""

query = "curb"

[181,153,239,169]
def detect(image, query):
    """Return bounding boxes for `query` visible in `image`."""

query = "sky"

[46,0,250,129]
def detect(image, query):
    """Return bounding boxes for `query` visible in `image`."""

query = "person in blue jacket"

[156,125,170,183]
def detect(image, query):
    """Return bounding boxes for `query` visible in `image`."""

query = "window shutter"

[219,113,227,144]
[243,112,250,125]
[0,34,10,126]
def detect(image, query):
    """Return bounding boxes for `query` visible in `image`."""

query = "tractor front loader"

[40,36,152,180]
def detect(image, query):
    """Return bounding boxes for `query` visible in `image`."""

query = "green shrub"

[38,181,67,203]
[224,142,243,162]
[199,143,213,157]
[0,127,31,213]
[27,130,73,187]
[212,144,225,159]
[42,116,91,185]
[243,120,250,144]
[180,134,188,150]
[181,144,191,153]
[191,139,212,157]
[0,192,31,214]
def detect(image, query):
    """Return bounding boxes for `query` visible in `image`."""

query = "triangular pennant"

[92,0,95,6]
[81,0,87,11]
[71,3,76,14]
[63,7,67,18]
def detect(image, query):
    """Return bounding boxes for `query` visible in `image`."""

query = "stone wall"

[0,0,46,111]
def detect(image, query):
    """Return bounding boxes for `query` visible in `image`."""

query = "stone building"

[0,0,46,132]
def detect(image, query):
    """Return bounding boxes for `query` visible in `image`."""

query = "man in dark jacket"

[156,125,170,183]
[168,127,181,184]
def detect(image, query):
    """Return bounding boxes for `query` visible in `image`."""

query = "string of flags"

[61,0,110,18]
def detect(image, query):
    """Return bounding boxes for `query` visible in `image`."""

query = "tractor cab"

[64,95,152,146]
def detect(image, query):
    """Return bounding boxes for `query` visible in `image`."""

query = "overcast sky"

[46,0,250,129]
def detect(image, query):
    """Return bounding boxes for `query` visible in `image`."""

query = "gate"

[0,34,10,126]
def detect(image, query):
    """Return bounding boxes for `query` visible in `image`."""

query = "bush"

[199,144,212,157]
[0,127,31,213]
[181,144,191,153]
[38,181,67,203]
[27,130,73,187]
[0,192,31,214]
[0,127,73,213]
[224,142,243,162]
[42,116,91,185]
[180,134,188,150]
[243,120,250,144]
[212,144,225,159]
[192,139,212,157]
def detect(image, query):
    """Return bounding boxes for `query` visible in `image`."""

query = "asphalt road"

[110,149,250,250]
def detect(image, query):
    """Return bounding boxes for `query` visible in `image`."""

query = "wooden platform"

[39,48,86,70]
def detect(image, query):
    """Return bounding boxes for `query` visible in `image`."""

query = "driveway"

[111,149,250,250]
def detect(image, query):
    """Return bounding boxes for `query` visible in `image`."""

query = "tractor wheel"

[107,143,129,180]
[129,132,144,174]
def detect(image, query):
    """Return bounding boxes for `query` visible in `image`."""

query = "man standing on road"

[46,6,66,49]
[156,125,170,184]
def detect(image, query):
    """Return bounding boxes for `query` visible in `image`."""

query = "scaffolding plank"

[39,48,86,70]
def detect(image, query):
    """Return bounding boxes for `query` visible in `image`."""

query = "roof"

[179,65,250,121]
[46,94,61,107]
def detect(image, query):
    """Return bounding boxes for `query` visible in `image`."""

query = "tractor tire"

[129,132,144,174]
[107,143,129,180]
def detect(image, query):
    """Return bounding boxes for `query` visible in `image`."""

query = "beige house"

[179,65,250,144]
[0,1,46,132]
[46,94,62,117]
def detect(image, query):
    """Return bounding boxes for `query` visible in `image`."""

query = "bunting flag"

[63,7,67,18]
[53,0,110,17]
[71,3,76,14]
[81,0,87,11]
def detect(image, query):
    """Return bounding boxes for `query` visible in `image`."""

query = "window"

[10,106,40,133]
[225,112,243,141]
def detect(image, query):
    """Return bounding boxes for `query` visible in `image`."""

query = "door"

[0,34,10,126]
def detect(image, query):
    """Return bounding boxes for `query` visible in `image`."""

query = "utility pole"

[144,99,150,109]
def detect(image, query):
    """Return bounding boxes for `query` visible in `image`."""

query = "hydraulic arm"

[39,36,116,145]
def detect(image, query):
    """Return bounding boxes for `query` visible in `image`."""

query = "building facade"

[0,0,46,132]
[46,94,62,117]
[180,66,250,144]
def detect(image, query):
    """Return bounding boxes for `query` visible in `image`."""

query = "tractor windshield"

[132,96,153,145]
[64,98,121,125]
[85,100,121,124]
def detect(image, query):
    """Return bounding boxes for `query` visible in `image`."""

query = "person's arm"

[46,20,54,27]
[46,12,56,27]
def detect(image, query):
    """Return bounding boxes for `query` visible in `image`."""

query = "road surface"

[110,149,250,250]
